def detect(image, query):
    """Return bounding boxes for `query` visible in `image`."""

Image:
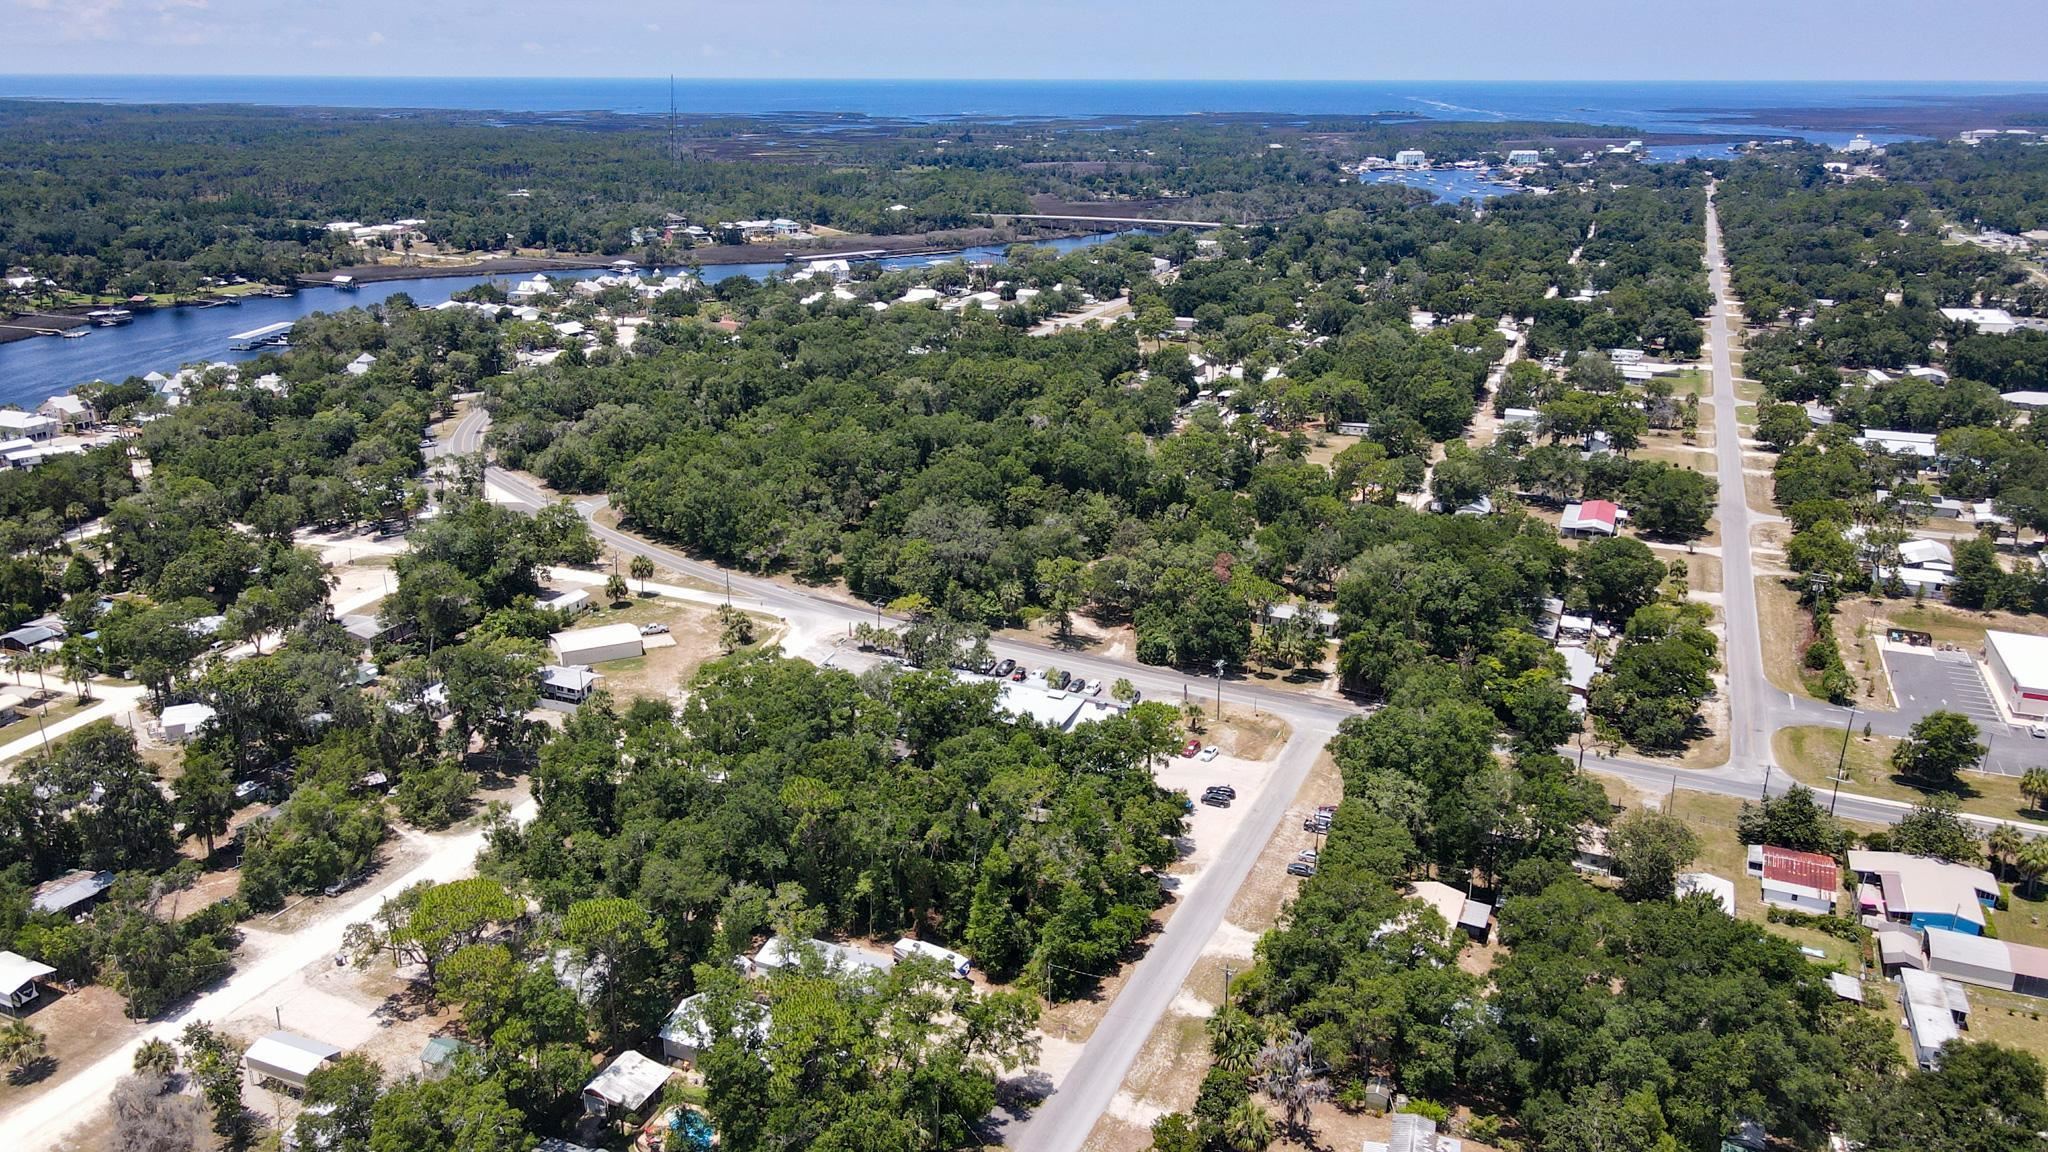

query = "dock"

[229,321,294,351]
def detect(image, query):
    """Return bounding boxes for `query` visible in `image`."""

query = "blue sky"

[5,0,2043,81]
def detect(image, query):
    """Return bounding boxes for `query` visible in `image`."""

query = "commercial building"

[1938,307,2017,335]
[1983,629,2048,719]
[244,1030,342,1091]
[1393,150,1427,168]
[1849,851,1999,935]
[1852,428,1939,460]
[1506,149,1541,166]
[1746,844,1839,914]
[550,623,644,666]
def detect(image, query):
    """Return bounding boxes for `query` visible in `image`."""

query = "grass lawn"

[0,695,95,744]
[1771,725,2040,823]
[568,595,781,704]
[1993,884,2048,950]
[1758,577,1815,697]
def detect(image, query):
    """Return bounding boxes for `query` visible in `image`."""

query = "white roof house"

[161,702,218,743]
[549,623,644,666]
[2002,391,2048,411]
[581,1049,673,1116]
[1900,968,1970,1068]
[1848,851,1999,935]
[1983,630,2048,719]
[244,1031,342,1090]
[1675,872,1736,916]
[0,950,55,1010]
[1854,429,1938,459]
[344,352,377,376]
[0,411,59,441]
[660,992,770,1064]
[1896,538,1954,572]
[742,935,893,977]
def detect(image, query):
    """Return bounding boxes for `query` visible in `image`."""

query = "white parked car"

[1199,745,1220,762]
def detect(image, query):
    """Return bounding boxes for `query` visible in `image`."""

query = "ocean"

[2,77,2039,145]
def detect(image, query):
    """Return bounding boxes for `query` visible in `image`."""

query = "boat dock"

[229,321,294,351]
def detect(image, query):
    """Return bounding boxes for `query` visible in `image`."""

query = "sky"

[5,0,2044,82]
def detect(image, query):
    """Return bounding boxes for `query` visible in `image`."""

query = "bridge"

[983,212,1231,229]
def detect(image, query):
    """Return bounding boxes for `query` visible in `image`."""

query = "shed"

[1878,926,1925,973]
[582,1049,673,1116]
[550,623,644,666]
[245,1030,341,1090]
[0,950,55,1011]
[161,702,218,743]
[1825,971,1865,1004]
[1900,968,1970,1068]
[1924,927,2015,991]
[419,1035,474,1079]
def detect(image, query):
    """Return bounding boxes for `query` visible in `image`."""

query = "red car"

[1181,739,1203,758]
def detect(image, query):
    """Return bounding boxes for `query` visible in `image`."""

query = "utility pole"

[1213,658,1225,722]
[1829,705,1858,815]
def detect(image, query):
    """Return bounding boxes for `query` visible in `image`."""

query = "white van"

[892,937,972,979]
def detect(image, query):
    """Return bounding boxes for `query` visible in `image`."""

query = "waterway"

[1362,168,1524,203]
[0,232,1137,411]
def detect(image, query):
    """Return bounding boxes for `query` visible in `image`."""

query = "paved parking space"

[1884,647,2003,725]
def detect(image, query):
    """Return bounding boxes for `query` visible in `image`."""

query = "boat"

[86,308,133,327]
[61,328,88,339]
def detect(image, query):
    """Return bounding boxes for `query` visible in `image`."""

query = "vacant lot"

[559,595,780,704]
[1772,725,2037,823]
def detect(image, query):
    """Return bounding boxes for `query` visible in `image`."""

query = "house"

[1262,602,1342,637]
[1559,499,1622,538]
[740,936,894,978]
[0,411,59,442]
[244,1031,342,1091]
[161,702,218,743]
[1558,646,1598,700]
[0,951,55,1013]
[1573,825,1614,875]
[1333,420,1372,436]
[1676,872,1736,916]
[1746,844,1838,913]
[538,587,590,616]
[37,394,91,427]
[0,623,62,652]
[340,614,409,647]
[539,664,601,704]
[1499,407,1542,430]
[582,1049,673,1117]
[2002,390,2048,411]
[1452,494,1494,517]
[660,992,770,1064]
[1939,307,2017,335]
[1848,851,1998,936]
[1984,629,2048,719]
[31,869,115,917]
[1364,1111,1462,1152]
[1853,429,1938,460]
[1900,968,1971,1068]
[344,353,377,376]
[1408,881,1493,944]
[550,623,644,666]
[1921,926,2048,996]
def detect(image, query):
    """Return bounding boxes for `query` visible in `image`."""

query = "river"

[0,232,1137,411]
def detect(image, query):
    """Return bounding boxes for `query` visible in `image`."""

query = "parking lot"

[1881,646,2039,775]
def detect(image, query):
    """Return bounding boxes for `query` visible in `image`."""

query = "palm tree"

[2021,768,2048,816]
[0,1019,46,1079]
[134,1037,178,1080]
[1208,1007,1264,1076]
[629,554,655,587]
[2017,836,2048,900]
[1990,825,2025,879]
[605,572,629,604]
[1223,1098,1275,1152]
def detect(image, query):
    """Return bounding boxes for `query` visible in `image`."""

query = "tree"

[179,1021,247,1144]
[1572,537,1666,623]
[372,878,524,993]
[1950,536,2006,611]
[298,1053,382,1152]
[1736,784,1845,856]
[1851,1040,2048,1152]
[173,746,237,858]
[1149,1113,1203,1152]
[718,605,755,654]
[1222,1098,1274,1152]
[604,571,629,605]
[1111,678,1138,705]
[629,553,655,586]
[0,1019,45,1081]
[1756,402,1811,452]
[2019,766,2048,814]
[1624,462,1715,540]
[1256,1032,1329,1142]
[1890,796,1984,865]
[109,1073,205,1152]
[2016,836,2048,898]
[1608,808,1699,901]
[134,1037,179,1079]
[1891,710,1986,789]
[561,896,665,1044]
